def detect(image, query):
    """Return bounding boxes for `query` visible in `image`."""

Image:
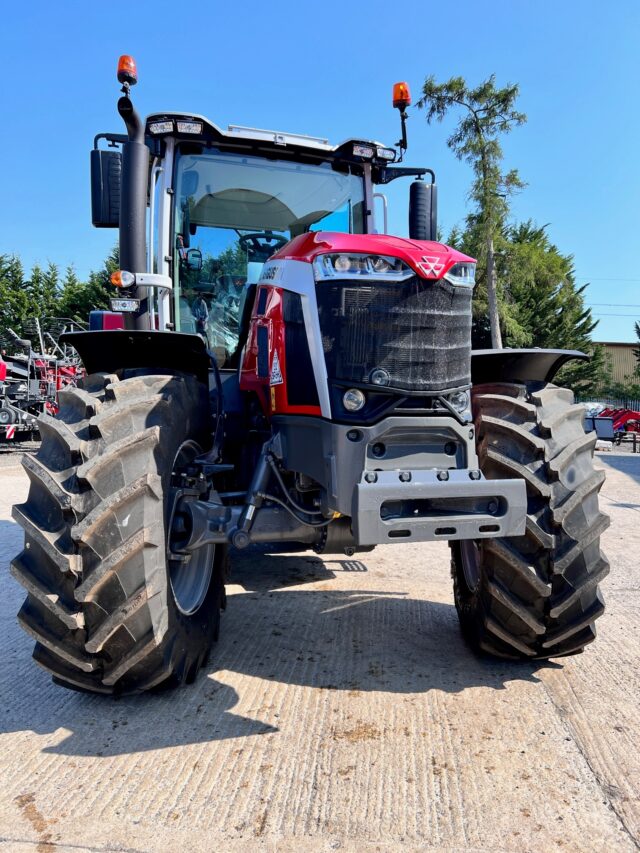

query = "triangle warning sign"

[270,350,284,386]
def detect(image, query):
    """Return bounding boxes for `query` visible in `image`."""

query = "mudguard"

[59,330,211,385]
[471,348,588,386]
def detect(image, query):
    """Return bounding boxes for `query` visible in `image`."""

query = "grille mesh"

[316,276,472,392]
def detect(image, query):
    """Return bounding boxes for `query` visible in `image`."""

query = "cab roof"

[144,111,398,171]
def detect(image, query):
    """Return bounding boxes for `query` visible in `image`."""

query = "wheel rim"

[459,540,481,593]
[168,441,215,616]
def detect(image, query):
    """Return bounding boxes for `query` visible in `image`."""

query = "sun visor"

[191,190,296,231]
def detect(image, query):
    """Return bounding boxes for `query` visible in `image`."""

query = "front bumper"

[353,468,526,546]
[273,415,527,547]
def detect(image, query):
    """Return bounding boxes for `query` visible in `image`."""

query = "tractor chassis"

[168,418,528,559]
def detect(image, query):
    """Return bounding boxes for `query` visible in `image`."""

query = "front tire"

[11,372,227,694]
[451,382,609,659]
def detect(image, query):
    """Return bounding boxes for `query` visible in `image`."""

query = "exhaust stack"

[116,55,148,277]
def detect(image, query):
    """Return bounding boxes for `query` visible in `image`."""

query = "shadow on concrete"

[598,453,640,485]
[1,541,560,758]
[229,545,368,592]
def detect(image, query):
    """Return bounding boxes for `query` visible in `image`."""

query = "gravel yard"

[0,450,638,852]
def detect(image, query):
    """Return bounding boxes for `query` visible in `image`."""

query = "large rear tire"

[11,372,227,694]
[451,382,609,659]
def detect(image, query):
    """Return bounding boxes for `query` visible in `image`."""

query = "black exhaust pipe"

[117,94,149,275]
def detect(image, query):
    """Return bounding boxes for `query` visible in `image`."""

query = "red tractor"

[11,58,609,694]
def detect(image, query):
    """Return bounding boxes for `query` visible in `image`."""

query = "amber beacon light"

[117,55,138,86]
[393,82,411,110]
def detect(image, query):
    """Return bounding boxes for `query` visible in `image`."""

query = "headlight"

[444,262,476,288]
[314,254,414,281]
[449,390,470,412]
[369,368,390,386]
[343,388,366,411]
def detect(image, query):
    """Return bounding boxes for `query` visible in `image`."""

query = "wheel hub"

[168,441,215,616]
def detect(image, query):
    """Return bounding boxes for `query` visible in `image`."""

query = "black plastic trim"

[471,348,588,385]
[376,166,434,185]
[282,292,320,408]
[257,327,269,378]
[59,330,211,385]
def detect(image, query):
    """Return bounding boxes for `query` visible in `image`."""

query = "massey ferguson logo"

[419,256,445,277]
[261,264,281,281]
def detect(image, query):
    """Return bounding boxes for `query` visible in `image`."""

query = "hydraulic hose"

[257,491,333,528]
[266,455,323,516]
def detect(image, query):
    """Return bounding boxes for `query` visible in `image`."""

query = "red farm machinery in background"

[599,407,640,437]
[0,322,83,443]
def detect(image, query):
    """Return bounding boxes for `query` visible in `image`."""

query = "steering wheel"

[238,231,288,261]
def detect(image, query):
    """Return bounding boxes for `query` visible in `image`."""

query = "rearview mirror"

[409,180,437,242]
[90,149,122,228]
[186,248,202,271]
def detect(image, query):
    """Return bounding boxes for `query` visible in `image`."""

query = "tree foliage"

[0,255,30,341]
[57,249,116,322]
[502,222,605,391]
[0,248,117,350]
[420,75,611,394]
[417,75,527,347]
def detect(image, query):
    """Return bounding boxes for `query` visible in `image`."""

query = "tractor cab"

[91,96,436,364]
[166,125,372,365]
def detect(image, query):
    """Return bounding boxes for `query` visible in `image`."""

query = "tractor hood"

[270,232,476,281]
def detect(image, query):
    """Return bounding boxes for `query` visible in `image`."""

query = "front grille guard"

[316,275,472,393]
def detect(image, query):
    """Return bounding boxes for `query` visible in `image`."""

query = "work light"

[343,389,366,412]
[149,120,174,135]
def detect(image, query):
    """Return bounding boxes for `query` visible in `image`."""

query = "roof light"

[353,143,375,158]
[117,55,138,86]
[393,81,411,110]
[176,120,203,134]
[376,146,396,161]
[110,270,136,288]
[149,120,174,135]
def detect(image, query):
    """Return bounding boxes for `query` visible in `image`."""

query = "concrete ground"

[0,451,638,852]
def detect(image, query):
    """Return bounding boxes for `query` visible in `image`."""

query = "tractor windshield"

[173,147,366,365]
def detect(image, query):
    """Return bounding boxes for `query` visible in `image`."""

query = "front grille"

[316,276,472,393]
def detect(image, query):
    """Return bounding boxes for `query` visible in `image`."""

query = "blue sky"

[1,0,638,342]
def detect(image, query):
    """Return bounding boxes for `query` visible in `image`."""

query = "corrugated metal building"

[596,342,638,383]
